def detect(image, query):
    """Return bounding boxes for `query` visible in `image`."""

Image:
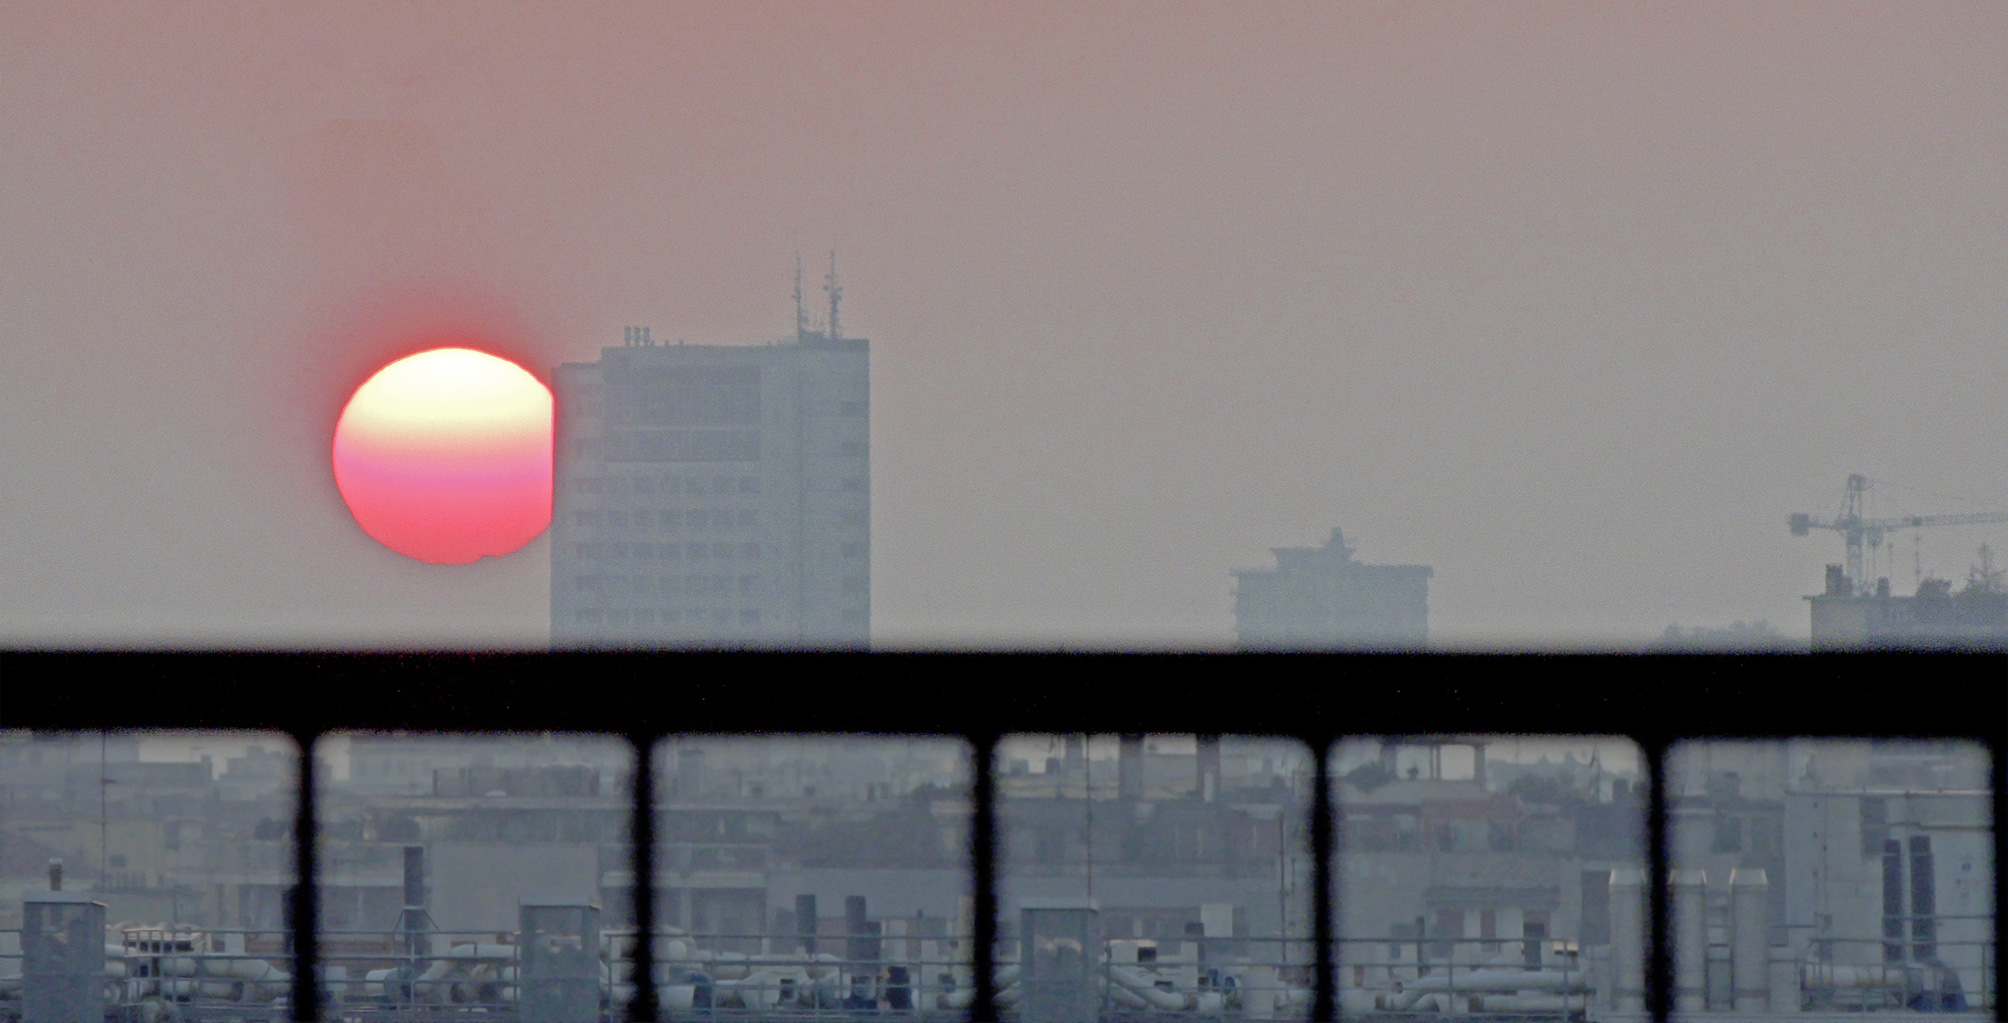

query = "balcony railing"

[0,649,2000,1022]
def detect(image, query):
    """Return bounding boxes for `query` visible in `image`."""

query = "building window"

[1711,813,1743,853]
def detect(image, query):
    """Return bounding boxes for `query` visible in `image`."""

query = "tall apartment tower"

[1233,527,1431,648]
[551,274,869,647]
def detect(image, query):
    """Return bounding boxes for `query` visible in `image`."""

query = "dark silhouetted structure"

[551,272,869,647]
[1233,527,1430,648]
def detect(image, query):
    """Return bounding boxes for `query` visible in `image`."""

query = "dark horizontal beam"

[4,651,2002,738]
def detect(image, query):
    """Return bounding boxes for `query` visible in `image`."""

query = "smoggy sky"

[3,3,2003,648]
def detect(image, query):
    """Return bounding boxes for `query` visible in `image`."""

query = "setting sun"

[332,347,552,564]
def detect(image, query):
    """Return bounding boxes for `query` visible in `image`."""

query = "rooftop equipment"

[518,900,601,1023]
[1020,898,1100,1023]
[22,892,104,1023]
[1789,474,2008,595]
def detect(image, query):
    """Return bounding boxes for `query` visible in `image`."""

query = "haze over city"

[2,3,2003,648]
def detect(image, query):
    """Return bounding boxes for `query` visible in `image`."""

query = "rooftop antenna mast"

[793,252,809,342]
[824,250,842,342]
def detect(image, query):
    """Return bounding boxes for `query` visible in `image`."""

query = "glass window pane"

[997,734,1316,1021]
[651,737,974,1014]
[1333,736,1644,1016]
[0,730,298,1020]
[315,733,634,1016]
[1669,739,1993,1014]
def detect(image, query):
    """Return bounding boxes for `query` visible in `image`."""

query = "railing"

[1795,935,1995,1012]
[0,648,2000,1023]
[11,925,1986,1021]
[657,843,774,874]
[1335,936,1592,1018]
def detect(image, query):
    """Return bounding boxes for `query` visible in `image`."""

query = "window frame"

[1,650,2000,1022]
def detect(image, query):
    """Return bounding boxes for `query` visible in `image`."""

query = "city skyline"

[2,5,2004,648]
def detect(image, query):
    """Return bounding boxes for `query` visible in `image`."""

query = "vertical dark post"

[797,894,819,954]
[1992,739,2004,1015]
[846,895,871,957]
[1882,839,1906,962]
[1645,740,1671,1023]
[1312,735,1334,1022]
[289,730,319,1022]
[972,733,999,1023]
[1907,835,1937,961]
[402,845,426,961]
[628,733,659,1022]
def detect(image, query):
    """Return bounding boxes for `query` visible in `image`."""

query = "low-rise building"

[1233,527,1431,648]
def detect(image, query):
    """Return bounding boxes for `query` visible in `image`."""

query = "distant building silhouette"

[1656,620,1794,651]
[1805,562,2008,650]
[550,289,869,647]
[1233,527,1431,648]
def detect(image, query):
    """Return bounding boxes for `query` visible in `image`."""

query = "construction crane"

[1789,474,2008,595]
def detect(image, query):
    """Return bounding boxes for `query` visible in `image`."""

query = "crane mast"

[1789,474,2008,595]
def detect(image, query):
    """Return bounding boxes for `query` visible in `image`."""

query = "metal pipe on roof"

[1608,867,1645,1013]
[1673,868,1708,1013]
[1730,867,1769,1010]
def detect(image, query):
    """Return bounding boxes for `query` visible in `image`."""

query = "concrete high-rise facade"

[550,321,868,647]
[1233,527,1431,648]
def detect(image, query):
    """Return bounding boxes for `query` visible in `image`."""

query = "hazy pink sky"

[3,3,2003,646]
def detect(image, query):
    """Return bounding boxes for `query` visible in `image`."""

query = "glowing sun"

[333,347,552,564]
